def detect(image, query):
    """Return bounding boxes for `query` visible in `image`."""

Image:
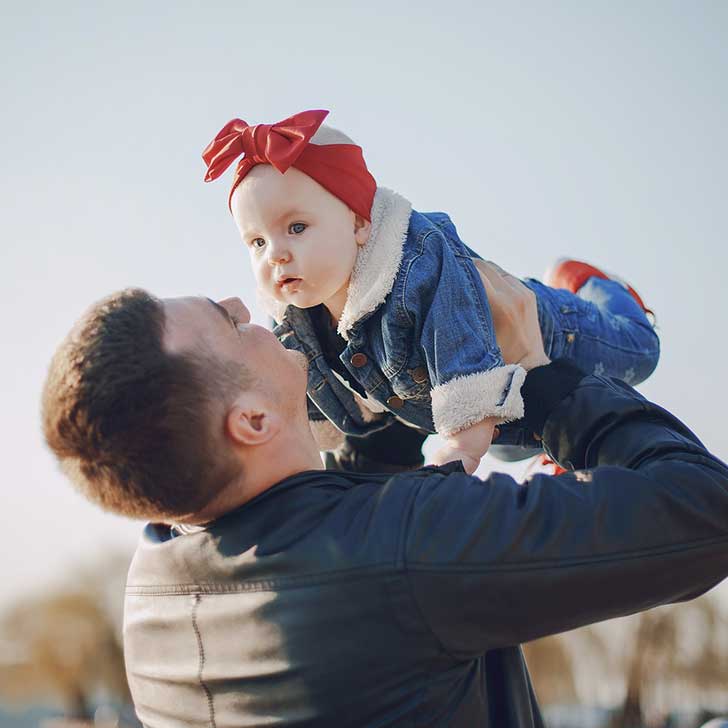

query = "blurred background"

[1,1,727,726]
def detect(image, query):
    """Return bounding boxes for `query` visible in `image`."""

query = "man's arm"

[401,359,728,657]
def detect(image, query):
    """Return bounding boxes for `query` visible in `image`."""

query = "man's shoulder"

[125,469,443,594]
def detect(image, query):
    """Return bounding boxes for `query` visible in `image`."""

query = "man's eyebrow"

[206,298,236,329]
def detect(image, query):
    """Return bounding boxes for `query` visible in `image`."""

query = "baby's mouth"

[278,277,302,291]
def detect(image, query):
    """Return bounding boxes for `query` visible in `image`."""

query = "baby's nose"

[267,239,292,265]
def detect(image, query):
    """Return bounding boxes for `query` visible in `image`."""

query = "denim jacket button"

[386,395,405,409]
[350,353,368,368]
[411,366,428,384]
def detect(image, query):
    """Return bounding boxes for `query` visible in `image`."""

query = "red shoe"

[524,453,567,477]
[544,258,654,319]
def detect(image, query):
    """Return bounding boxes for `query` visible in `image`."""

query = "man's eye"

[251,238,266,249]
[289,222,307,235]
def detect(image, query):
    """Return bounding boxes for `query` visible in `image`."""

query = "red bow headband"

[202,109,377,221]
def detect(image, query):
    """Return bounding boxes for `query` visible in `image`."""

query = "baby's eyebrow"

[275,209,308,224]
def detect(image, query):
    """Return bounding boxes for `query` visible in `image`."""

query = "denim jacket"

[271,188,526,444]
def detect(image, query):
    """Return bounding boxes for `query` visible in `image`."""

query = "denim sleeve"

[307,395,326,422]
[401,230,526,435]
[401,376,728,657]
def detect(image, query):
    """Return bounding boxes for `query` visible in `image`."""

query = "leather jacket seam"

[191,594,217,728]
[405,534,728,573]
[126,563,399,595]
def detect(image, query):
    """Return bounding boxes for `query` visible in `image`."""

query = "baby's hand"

[431,445,481,474]
[430,417,500,475]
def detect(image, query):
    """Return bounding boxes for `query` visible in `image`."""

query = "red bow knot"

[202,109,329,182]
[202,108,376,220]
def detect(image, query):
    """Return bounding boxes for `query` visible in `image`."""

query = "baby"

[203,109,659,474]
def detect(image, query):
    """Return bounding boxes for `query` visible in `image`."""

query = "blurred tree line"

[524,594,728,726]
[0,553,133,724]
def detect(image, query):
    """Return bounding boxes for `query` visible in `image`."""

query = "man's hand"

[471,259,550,371]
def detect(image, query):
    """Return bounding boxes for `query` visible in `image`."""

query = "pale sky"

[2,1,727,609]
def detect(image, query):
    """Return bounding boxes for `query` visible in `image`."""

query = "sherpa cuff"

[431,364,527,437]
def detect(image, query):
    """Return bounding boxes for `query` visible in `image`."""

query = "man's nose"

[218,297,251,323]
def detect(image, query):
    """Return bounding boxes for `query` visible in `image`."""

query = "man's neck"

[178,425,324,526]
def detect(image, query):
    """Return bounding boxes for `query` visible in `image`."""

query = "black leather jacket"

[124,363,728,727]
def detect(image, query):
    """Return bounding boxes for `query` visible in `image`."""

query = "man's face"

[231,165,361,312]
[162,296,308,404]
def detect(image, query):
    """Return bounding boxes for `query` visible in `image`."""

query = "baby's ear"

[354,214,371,247]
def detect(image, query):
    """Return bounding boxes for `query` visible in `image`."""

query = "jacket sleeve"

[401,229,525,435]
[402,366,728,658]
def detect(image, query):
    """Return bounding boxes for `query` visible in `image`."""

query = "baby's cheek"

[250,259,269,284]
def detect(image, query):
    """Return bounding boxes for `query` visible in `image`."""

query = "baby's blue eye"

[289,222,307,235]
[251,238,266,249]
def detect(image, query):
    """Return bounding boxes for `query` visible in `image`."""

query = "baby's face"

[231,165,364,316]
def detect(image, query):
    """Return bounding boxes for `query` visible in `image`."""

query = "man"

[42,266,728,727]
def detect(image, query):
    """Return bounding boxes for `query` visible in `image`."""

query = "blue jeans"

[491,276,659,453]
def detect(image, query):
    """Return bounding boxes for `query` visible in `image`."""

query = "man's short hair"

[42,289,249,521]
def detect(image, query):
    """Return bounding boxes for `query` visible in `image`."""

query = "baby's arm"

[431,417,500,474]
[401,232,532,472]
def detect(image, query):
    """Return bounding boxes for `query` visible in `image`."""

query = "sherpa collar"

[336,187,412,339]
[264,187,413,337]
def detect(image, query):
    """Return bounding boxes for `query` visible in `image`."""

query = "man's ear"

[225,394,280,447]
[353,214,371,247]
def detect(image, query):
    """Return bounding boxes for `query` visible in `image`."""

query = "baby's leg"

[486,258,658,461]
[525,262,659,386]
